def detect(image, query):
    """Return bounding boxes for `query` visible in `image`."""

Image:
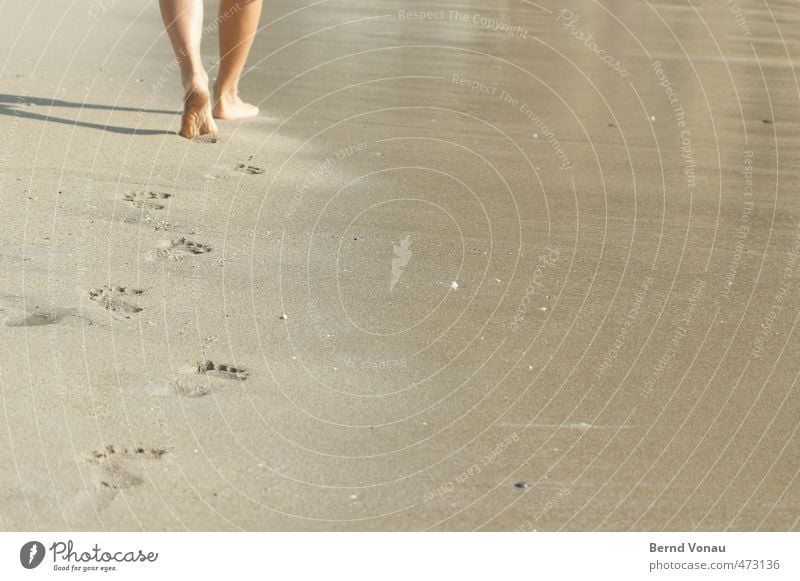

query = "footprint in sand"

[86,445,168,491]
[235,163,265,175]
[153,237,212,260]
[123,191,172,210]
[4,309,62,327]
[71,445,167,517]
[174,359,249,397]
[88,286,144,314]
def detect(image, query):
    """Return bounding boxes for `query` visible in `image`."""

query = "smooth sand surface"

[0,0,799,530]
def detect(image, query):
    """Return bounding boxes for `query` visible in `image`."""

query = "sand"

[0,0,798,531]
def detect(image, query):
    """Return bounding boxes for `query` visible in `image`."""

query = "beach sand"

[0,0,798,530]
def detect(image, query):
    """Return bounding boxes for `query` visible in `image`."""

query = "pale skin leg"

[214,0,262,119]
[159,0,217,138]
[159,0,262,138]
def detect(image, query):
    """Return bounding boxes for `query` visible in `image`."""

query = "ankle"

[183,71,210,95]
[214,81,239,102]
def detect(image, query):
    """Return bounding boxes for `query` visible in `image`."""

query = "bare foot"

[213,87,259,120]
[179,87,217,139]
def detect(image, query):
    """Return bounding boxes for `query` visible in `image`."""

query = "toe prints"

[123,191,172,210]
[154,237,212,260]
[90,445,168,461]
[89,286,144,314]
[196,360,249,381]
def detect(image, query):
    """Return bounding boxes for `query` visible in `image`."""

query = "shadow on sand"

[0,93,179,136]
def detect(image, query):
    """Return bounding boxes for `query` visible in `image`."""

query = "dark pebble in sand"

[514,481,531,489]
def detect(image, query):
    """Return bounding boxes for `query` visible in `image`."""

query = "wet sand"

[0,0,799,530]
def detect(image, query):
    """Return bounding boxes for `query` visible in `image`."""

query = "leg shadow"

[0,94,179,136]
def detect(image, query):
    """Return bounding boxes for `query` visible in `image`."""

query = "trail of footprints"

[70,184,257,510]
[86,285,253,396]
[100,190,249,402]
[121,191,212,258]
[122,189,222,259]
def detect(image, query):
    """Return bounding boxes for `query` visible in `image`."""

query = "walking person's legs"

[213,0,263,120]
[159,0,217,138]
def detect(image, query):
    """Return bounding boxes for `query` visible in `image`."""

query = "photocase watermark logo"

[14,539,158,573]
[556,8,629,77]
[20,541,46,569]
[390,235,413,292]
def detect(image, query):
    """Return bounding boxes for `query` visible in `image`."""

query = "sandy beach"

[0,0,799,531]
